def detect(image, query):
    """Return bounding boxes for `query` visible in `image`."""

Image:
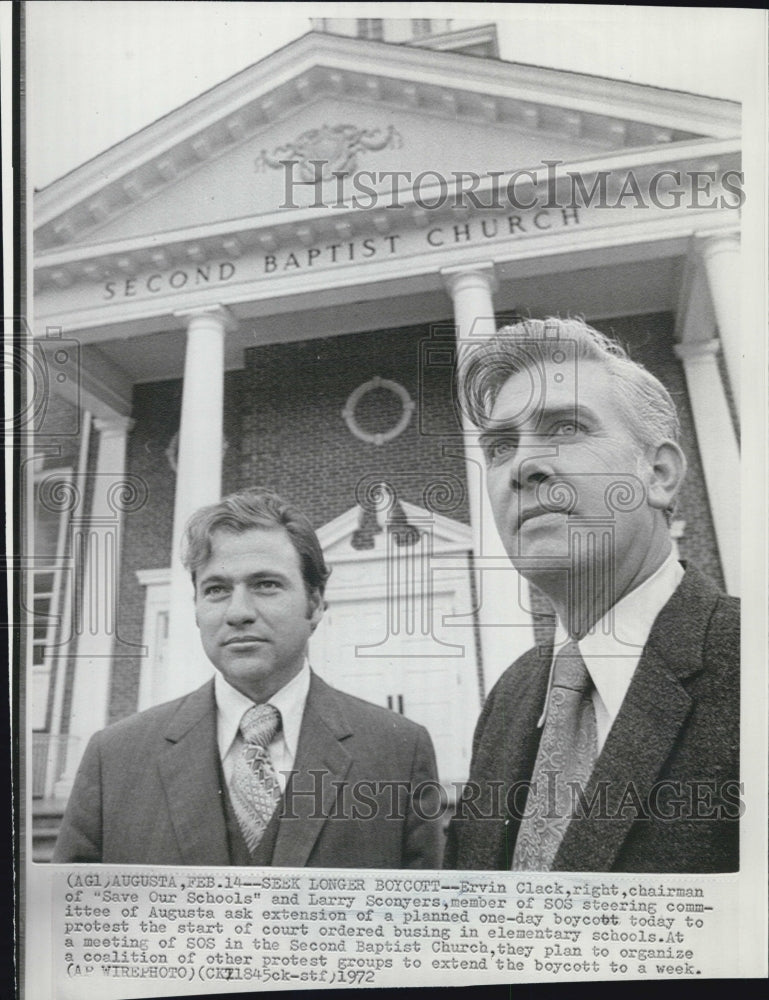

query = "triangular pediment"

[318,497,472,563]
[43,98,637,247]
[34,31,739,253]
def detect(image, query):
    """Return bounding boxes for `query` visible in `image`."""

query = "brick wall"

[109,311,724,720]
[106,380,181,721]
[236,322,469,526]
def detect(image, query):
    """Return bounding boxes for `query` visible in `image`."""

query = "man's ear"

[646,440,687,512]
[308,589,325,632]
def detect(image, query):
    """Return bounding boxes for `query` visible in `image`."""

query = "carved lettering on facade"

[94,208,582,301]
[103,261,235,300]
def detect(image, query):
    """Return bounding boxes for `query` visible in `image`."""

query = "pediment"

[318,496,472,563]
[34,32,739,253]
[45,99,631,247]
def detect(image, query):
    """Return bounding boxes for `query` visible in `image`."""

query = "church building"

[30,18,742,856]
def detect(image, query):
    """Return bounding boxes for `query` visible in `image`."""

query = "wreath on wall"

[342,377,415,446]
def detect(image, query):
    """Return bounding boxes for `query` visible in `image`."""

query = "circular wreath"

[342,377,415,446]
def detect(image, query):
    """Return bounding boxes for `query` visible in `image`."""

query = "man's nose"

[225,586,257,625]
[507,448,554,492]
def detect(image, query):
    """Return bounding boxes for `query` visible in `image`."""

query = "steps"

[32,800,65,863]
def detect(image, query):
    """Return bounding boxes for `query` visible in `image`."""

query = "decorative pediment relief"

[317,489,472,564]
[256,122,403,181]
[34,32,738,253]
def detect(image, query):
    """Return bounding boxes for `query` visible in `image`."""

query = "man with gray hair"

[444,318,740,872]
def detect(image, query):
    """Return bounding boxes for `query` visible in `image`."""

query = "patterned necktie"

[511,640,598,871]
[230,704,282,852]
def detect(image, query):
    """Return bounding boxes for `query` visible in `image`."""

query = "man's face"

[482,357,660,599]
[194,526,323,703]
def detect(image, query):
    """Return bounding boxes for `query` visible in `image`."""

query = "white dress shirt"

[215,662,311,793]
[542,551,685,752]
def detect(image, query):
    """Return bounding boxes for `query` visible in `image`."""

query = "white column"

[698,231,741,413]
[442,265,534,692]
[161,306,235,704]
[674,339,740,595]
[55,414,134,797]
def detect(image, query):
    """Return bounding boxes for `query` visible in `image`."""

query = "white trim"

[35,139,741,269]
[30,466,74,736]
[410,23,498,55]
[45,419,87,743]
[674,339,740,594]
[55,415,134,796]
[136,567,171,587]
[325,572,468,603]
[136,572,172,711]
[317,499,473,553]
[35,31,740,224]
[34,208,740,341]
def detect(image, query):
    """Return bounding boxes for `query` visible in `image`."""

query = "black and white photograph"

[10,2,767,996]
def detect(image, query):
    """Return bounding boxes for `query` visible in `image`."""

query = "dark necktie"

[511,640,598,870]
[230,704,282,852]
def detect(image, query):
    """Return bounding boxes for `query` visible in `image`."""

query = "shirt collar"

[541,551,684,727]
[214,661,311,760]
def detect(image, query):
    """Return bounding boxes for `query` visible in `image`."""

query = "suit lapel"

[554,565,717,871]
[158,681,231,866]
[554,646,693,870]
[272,674,353,867]
[466,648,550,869]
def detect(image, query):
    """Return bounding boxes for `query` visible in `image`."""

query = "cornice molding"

[34,32,739,250]
[34,139,741,288]
[33,208,740,342]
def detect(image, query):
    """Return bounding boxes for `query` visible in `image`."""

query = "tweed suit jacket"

[444,564,740,872]
[54,672,442,868]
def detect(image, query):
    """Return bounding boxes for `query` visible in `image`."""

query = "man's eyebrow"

[201,569,287,580]
[484,403,594,435]
[534,403,591,427]
[478,426,518,449]
[197,569,289,588]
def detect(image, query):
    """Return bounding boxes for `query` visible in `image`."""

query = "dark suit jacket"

[444,564,740,872]
[54,672,442,867]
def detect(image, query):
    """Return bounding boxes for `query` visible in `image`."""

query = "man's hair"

[456,317,681,451]
[182,487,331,596]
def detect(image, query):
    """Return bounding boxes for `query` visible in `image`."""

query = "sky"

[25,2,766,189]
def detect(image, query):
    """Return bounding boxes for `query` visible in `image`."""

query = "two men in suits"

[55,488,442,867]
[444,318,740,873]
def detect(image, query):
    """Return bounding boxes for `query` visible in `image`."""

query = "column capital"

[441,262,498,297]
[92,414,135,437]
[674,339,721,363]
[173,303,238,333]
